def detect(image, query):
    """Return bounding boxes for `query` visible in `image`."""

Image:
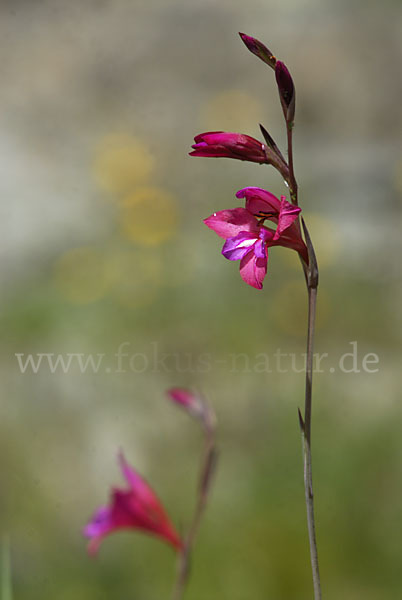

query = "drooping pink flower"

[83,452,182,555]
[204,188,307,290]
[190,131,269,164]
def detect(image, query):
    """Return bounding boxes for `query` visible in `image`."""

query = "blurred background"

[1,0,402,598]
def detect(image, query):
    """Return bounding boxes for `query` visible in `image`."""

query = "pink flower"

[83,452,182,555]
[204,187,308,290]
[190,131,269,163]
[236,187,301,240]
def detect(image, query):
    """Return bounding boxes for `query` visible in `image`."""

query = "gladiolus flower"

[83,452,182,555]
[204,187,307,289]
[236,187,301,240]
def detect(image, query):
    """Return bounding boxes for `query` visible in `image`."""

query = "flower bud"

[167,388,204,420]
[239,32,277,69]
[275,61,295,123]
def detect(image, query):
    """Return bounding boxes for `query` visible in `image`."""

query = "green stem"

[302,285,321,599]
[286,122,298,205]
[286,116,321,597]
[171,426,216,600]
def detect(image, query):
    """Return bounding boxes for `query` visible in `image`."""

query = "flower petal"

[239,251,267,289]
[83,506,113,541]
[253,239,267,259]
[204,207,258,239]
[274,195,301,239]
[236,186,282,220]
[83,453,182,555]
[118,452,159,509]
[273,228,308,263]
[222,232,257,261]
[83,499,132,556]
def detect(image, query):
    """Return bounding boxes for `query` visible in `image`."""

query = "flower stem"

[172,423,216,600]
[301,284,322,600]
[286,122,298,206]
[286,117,321,597]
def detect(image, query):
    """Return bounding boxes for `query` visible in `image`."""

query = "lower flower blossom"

[204,187,308,289]
[83,452,182,555]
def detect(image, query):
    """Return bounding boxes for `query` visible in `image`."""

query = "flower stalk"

[171,403,217,600]
[287,83,321,594]
[286,122,298,206]
[301,284,321,600]
[190,32,324,598]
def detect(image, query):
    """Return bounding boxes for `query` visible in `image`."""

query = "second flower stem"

[172,422,216,600]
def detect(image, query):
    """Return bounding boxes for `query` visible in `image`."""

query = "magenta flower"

[236,186,301,240]
[190,131,269,164]
[204,187,308,289]
[83,452,182,555]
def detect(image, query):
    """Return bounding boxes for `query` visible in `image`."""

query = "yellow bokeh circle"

[93,134,154,197]
[119,186,178,246]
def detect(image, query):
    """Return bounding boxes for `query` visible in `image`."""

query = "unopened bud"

[166,388,204,420]
[275,61,295,123]
[239,32,277,69]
